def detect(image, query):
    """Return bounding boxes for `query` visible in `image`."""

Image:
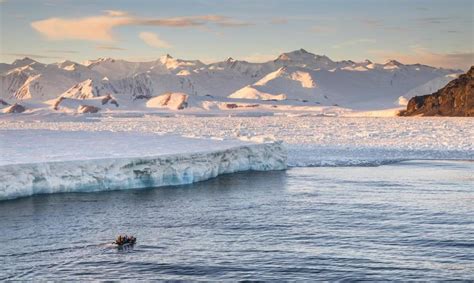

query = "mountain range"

[0,49,462,114]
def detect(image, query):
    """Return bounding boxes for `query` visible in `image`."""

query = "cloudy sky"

[0,0,472,69]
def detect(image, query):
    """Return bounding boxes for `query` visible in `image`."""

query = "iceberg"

[0,130,287,200]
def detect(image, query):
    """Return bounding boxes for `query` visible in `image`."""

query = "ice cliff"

[0,141,286,201]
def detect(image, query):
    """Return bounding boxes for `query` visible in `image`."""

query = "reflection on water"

[1,160,473,280]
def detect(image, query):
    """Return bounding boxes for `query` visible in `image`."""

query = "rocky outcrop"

[146,92,189,110]
[101,94,119,107]
[53,97,65,110]
[3,103,26,113]
[77,105,100,114]
[400,66,473,116]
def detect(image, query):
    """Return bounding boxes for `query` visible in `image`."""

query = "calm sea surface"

[1,160,473,280]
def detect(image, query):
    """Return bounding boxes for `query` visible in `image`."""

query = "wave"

[288,159,406,167]
[286,146,474,168]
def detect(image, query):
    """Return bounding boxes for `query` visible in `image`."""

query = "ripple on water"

[0,160,473,280]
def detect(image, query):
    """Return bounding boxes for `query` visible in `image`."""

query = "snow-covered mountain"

[0,49,462,114]
[273,48,339,70]
[61,79,116,99]
[1,58,102,101]
[230,66,327,103]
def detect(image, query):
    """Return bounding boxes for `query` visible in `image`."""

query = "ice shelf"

[0,130,287,200]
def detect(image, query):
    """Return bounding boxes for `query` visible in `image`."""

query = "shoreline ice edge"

[0,142,287,201]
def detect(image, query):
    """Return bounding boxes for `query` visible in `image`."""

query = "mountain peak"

[20,57,34,61]
[84,78,94,84]
[275,49,333,63]
[277,49,313,59]
[98,57,115,62]
[161,54,173,60]
[13,57,37,66]
[82,57,116,67]
[274,49,335,70]
[385,59,403,66]
[159,54,174,64]
[57,59,74,64]
[289,48,310,54]
[56,60,78,69]
[60,78,100,99]
[382,60,404,70]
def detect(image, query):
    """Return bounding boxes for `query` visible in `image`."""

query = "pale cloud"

[103,10,128,17]
[270,18,288,25]
[139,15,224,27]
[216,20,253,27]
[332,39,376,49]
[417,16,453,25]
[31,15,133,41]
[45,49,78,54]
[139,15,252,28]
[358,18,406,32]
[31,12,251,42]
[360,16,460,30]
[360,18,384,27]
[3,53,61,59]
[139,32,172,49]
[96,45,127,51]
[369,47,474,70]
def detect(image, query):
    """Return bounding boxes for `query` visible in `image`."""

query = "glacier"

[0,131,287,201]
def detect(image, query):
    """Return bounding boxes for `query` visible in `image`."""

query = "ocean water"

[1,160,473,280]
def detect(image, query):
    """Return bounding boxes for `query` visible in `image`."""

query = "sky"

[0,0,473,69]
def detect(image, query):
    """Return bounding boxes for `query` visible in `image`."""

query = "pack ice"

[0,130,287,200]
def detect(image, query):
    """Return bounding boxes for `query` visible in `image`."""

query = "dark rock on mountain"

[78,105,100,114]
[101,94,119,107]
[400,66,474,116]
[4,103,26,113]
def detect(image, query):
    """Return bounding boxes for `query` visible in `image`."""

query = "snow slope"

[0,130,286,200]
[229,67,330,103]
[402,73,460,99]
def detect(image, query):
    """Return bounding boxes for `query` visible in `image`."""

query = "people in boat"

[115,235,136,246]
